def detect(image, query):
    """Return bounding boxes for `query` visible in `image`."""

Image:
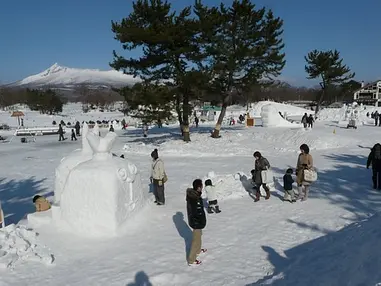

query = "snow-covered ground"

[1,101,381,285]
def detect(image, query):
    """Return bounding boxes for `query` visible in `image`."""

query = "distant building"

[353,80,381,106]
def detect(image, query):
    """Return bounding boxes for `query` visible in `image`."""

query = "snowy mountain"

[7,63,140,89]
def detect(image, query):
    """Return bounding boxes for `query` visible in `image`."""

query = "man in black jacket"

[186,179,207,265]
[367,143,381,189]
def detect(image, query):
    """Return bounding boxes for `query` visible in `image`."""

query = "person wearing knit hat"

[150,149,168,205]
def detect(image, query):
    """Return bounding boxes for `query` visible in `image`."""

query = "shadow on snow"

[0,176,51,225]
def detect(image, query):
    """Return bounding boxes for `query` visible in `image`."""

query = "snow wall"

[260,104,302,127]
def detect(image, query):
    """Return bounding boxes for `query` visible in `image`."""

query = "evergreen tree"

[194,0,285,138]
[305,49,355,113]
[118,82,174,124]
[25,89,63,114]
[110,0,203,141]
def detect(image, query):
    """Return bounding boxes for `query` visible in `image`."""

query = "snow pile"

[251,101,311,117]
[0,224,54,269]
[202,171,250,200]
[260,212,381,285]
[55,131,148,238]
[260,104,302,128]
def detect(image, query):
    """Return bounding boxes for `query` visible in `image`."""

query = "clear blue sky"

[0,0,380,86]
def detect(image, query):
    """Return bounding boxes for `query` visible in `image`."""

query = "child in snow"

[283,168,296,203]
[204,179,221,214]
[33,195,51,212]
[250,169,256,188]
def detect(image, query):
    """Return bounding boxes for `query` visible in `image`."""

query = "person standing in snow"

[307,114,314,128]
[150,149,167,205]
[75,121,81,136]
[367,143,381,189]
[143,124,148,137]
[253,151,271,202]
[375,111,379,126]
[71,129,77,141]
[186,179,207,265]
[109,124,115,132]
[58,124,65,141]
[194,116,199,128]
[296,144,314,201]
[301,113,308,128]
[204,179,221,214]
[283,168,296,203]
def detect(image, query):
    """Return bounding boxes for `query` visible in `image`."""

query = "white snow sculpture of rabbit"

[54,122,100,203]
[59,131,147,237]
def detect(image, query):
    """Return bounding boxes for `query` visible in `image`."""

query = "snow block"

[58,131,148,238]
[27,209,53,227]
[261,104,302,128]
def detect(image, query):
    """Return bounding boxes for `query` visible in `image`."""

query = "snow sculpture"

[59,131,147,237]
[261,104,281,127]
[92,123,100,136]
[54,123,94,203]
[54,123,102,203]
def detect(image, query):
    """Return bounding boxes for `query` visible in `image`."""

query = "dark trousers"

[71,134,77,141]
[153,180,165,204]
[372,169,381,189]
[59,134,65,141]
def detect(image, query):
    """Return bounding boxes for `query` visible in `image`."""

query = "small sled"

[346,119,357,129]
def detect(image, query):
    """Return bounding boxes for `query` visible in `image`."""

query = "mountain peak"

[8,63,140,89]
[41,63,67,77]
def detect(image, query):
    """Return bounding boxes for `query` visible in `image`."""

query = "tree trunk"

[315,89,325,116]
[183,124,190,142]
[182,94,191,142]
[175,94,183,135]
[211,102,228,138]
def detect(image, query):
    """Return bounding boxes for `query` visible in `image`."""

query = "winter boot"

[214,206,221,213]
[264,186,271,200]
[254,191,260,202]
[207,206,214,214]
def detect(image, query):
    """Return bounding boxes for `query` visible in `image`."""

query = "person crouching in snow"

[204,179,221,214]
[296,144,313,201]
[253,151,271,201]
[186,179,207,265]
[150,149,167,205]
[283,168,296,203]
[33,195,51,212]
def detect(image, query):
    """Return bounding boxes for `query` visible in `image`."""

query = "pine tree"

[110,0,203,142]
[194,0,285,138]
[118,82,174,124]
[305,49,355,113]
